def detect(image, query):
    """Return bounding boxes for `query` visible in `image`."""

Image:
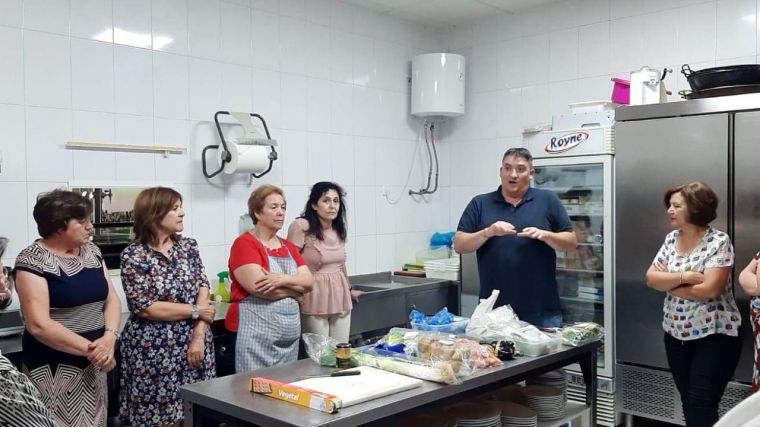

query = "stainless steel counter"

[181,340,600,427]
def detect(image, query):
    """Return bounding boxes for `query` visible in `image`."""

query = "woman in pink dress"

[287,182,361,342]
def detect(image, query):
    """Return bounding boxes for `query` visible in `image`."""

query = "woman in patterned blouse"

[119,187,216,427]
[645,181,742,427]
[15,190,122,427]
[738,252,760,393]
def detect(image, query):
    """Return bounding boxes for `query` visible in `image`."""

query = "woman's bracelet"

[679,271,683,284]
[104,327,120,340]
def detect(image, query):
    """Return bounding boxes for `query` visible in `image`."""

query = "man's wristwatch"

[191,304,200,320]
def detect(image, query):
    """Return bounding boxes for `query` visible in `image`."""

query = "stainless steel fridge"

[615,95,759,425]
[522,110,619,426]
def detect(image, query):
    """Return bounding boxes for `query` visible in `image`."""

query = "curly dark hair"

[299,182,347,242]
[663,181,718,227]
[33,190,93,238]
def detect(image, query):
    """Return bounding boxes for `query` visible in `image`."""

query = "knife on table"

[301,370,361,379]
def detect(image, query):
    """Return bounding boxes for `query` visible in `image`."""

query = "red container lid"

[611,77,630,86]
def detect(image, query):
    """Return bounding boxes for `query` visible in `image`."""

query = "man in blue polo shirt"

[453,147,576,327]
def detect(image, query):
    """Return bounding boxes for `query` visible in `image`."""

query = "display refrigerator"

[522,109,619,426]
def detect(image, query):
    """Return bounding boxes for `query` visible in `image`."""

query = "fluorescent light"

[153,35,174,50]
[113,27,152,48]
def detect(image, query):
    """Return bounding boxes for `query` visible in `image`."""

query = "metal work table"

[181,340,600,427]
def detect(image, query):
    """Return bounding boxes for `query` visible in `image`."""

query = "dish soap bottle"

[214,271,230,303]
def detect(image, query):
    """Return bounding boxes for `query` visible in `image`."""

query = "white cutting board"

[289,366,423,408]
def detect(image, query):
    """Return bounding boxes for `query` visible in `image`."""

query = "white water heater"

[411,53,465,118]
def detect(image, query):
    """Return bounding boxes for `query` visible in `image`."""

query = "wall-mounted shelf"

[65,141,186,158]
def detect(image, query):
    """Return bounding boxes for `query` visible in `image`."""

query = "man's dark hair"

[502,147,533,165]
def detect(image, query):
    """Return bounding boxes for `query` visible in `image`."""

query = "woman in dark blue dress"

[119,187,216,427]
[15,190,122,427]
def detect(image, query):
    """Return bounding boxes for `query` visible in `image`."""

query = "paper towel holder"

[202,111,278,179]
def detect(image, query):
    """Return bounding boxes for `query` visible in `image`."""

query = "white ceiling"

[342,0,565,28]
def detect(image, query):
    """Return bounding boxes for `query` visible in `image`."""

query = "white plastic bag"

[465,290,527,340]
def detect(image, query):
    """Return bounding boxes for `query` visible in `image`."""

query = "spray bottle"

[213,271,230,303]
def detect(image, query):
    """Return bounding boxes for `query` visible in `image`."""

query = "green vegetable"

[561,322,603,346]
[319,351,336,367]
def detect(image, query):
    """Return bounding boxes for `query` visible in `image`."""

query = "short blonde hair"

[247,185,285,224]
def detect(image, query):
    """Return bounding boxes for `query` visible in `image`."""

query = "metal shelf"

[561,296,604,305]
[65,141,186,157]
[557,268,604,274]
[537,401,591,427]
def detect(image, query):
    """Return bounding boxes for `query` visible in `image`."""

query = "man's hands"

[484,221,517,238]
[517,226,548,241]
[484,223,548,241]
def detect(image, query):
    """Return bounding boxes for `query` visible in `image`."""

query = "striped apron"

[235,244,301,373]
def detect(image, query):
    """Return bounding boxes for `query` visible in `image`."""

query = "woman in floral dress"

[119,187,216,427]
[645,181,741,427]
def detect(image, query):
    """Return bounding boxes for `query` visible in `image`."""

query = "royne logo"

[545,131,588,153]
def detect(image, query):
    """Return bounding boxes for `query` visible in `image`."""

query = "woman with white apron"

[225,185,314,372]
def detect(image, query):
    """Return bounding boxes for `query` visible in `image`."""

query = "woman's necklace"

[252,229,279,249]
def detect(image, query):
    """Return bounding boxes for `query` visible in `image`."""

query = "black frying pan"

[682,63,760,92]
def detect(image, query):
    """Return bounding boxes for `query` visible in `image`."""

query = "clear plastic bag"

[560,322,604,347]
[302,333,338,367]
[465,290,529,340]
[379,328,501,378]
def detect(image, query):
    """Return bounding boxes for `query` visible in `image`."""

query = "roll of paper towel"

[219,142,270,174]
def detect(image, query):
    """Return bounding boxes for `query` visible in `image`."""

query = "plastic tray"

[511,334,563,357]
[411,316,469,334]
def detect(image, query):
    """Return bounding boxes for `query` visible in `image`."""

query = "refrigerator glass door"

[533,155,614,378]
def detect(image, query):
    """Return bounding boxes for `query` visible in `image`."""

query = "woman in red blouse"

[225,185,314,372]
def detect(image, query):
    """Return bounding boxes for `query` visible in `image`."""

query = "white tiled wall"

[0,0,448,277]
[442,0,760,227]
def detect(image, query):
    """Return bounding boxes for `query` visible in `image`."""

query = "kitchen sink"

[351,284,389,293]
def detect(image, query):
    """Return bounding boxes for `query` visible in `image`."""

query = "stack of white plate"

[527,370,566,389]
[446,402,501,427]
[488,401,538,427]
[521,385,566,420]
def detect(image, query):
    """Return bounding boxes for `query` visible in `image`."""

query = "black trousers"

[664,332,742,427]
